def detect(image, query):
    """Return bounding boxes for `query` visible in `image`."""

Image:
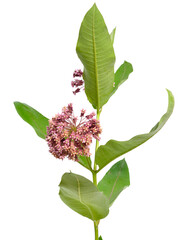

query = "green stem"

[94,221,99,240]
[92,108,101,240]
[92,170,97,186]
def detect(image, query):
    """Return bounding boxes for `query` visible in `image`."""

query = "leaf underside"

[76,3,115,110]
[95,89,175,170]
[59,172,109,221]
[98,159,130,206]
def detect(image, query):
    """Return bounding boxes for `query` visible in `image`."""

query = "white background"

[0,0,191,239]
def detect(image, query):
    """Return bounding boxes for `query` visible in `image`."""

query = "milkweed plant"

[14,4,174,240]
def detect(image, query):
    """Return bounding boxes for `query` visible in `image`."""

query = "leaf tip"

[13,101,19,108]
[165,88,173,97]
[165,88,170,94]
[165,88,175,109]
[13,101,22,114]
[124,60,133,72]
[113,27,116,34]
[91,3,98,11]
[165,88,174,96]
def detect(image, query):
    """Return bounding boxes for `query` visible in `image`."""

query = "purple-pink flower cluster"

[71,69,84,95]
[46,104,102,161]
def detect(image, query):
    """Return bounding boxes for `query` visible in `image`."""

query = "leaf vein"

[108,163,123,202]
[74,175,95,220]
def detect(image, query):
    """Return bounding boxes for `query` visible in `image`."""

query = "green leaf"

[95,89,175,170]
[111,61,133,96]
[59,172,109,221]
[14,102,49,139]
[98,159,130,206]
[76,3,115,110]
[78,156,92,171]
[99,236,103,240]
[110,27,116,45]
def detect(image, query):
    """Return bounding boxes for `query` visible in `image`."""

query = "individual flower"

[71,69,84,95]
[46,103,102,161]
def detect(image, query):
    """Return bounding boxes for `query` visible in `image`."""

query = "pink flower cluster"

[71,69,84,95]
[46,104,102,161]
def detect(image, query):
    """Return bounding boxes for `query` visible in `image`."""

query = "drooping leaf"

[110,27,116,45]
[59,172,109,221]
[14,102,49,139]
[98,159,130,206]
[78,156,92,171]
[76,3,115,110]
[95,89,174,170]
[111,61,133,97]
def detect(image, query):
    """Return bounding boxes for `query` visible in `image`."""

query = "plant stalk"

[94,221,99,240]
[92,108,101,240]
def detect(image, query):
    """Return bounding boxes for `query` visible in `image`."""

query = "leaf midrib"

[74,175,94,220]
[92,6,99,110]
[108,163,123,202]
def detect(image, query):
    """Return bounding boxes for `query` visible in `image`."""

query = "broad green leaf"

[99,236,103,240]
[95,89,174,170]
[76,4,115,110]
[78,156,92,171]
[59,172,109,221]
[14,102,49,139]
[110,27,116,45]
[111,61,133,97]
[98,159,130,206]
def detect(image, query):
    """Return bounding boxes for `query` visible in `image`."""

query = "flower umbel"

[71,69,84,95]
[46,104,102,161]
